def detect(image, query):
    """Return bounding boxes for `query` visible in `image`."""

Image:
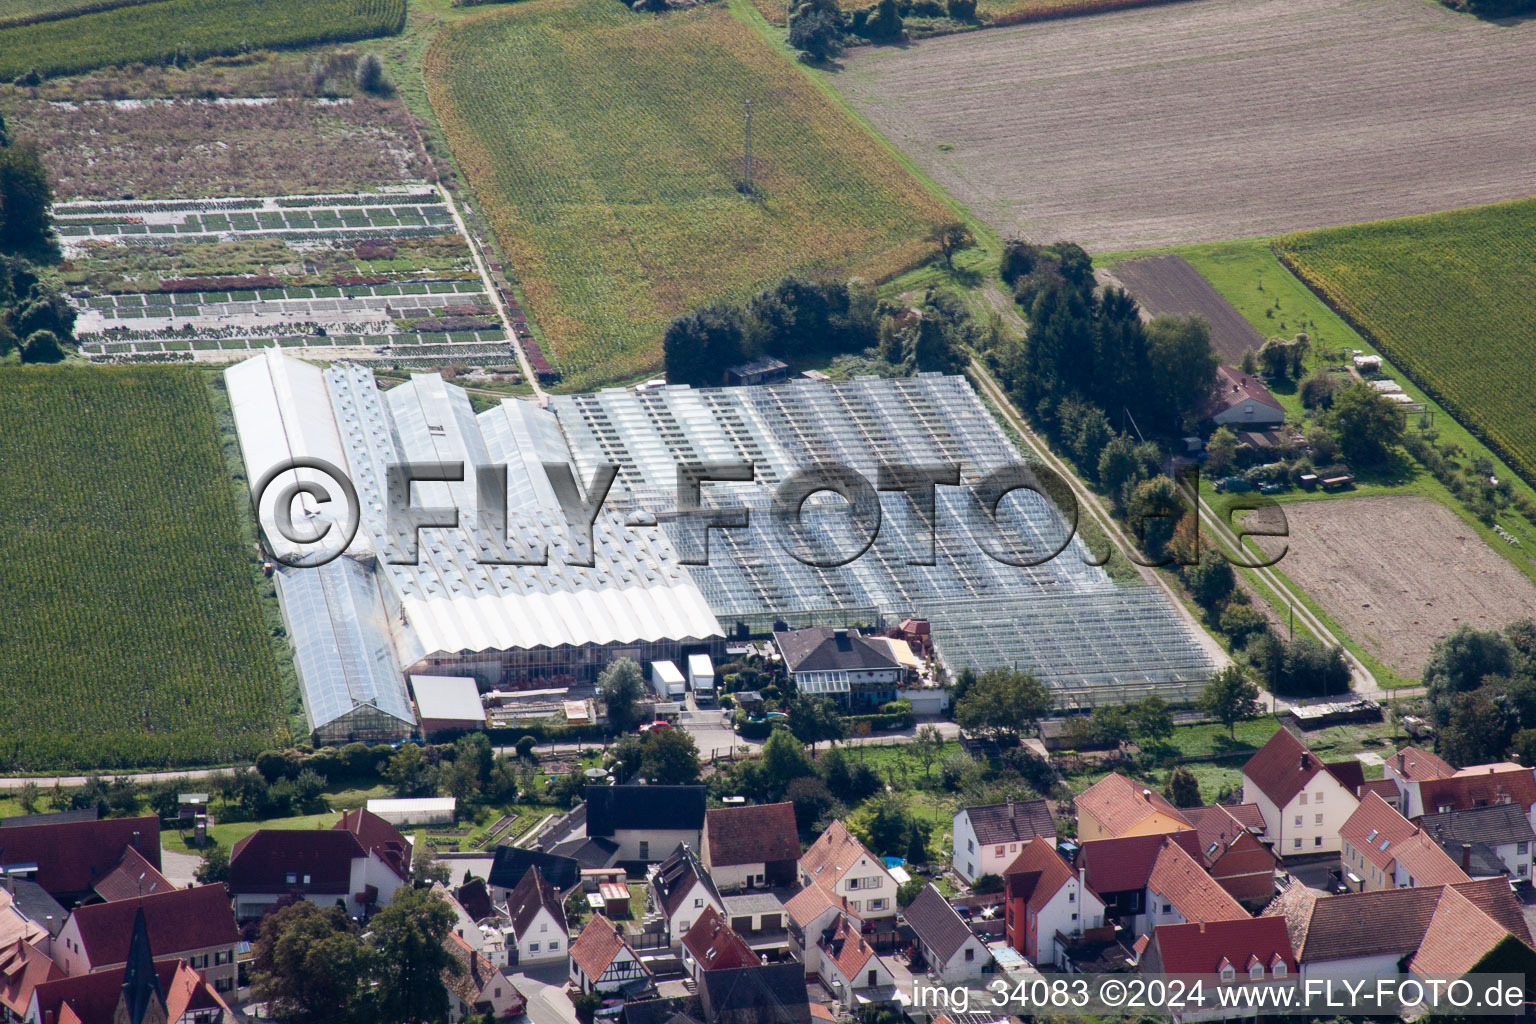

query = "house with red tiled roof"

[680,907,757,980]
[1262,875,1532,983]
[797,821,897,923]
[1003,837,1106,968]
[1140,917,1297,1022]
[649,844,723,947]
[1075,774,1192,842]
[1202,366,1285,429]
[567,915,652,996]
[85,849,172,907]
[814,913,892,1003]
[701,802,799,891]
[1075,832,1206,924]
[1341,792,1469,892]
[1132,837,1249,940]
[1411,763,1536,826]
[1241,728,1361,856]
[784,883,857,977]
[0,939,62,1021]
[53,885,239,999]
[1182,805,1280,906]
[0,817,161,906]
[227,809,410,921]
[443,931,523,1023]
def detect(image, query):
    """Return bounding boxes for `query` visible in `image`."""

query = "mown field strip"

[831,0,1536,249]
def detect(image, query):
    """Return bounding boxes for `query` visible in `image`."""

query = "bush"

[945,0,976,18]
[354,53,392,95]
[21,329,64,364]
[515,735,537,759]
[972,873,1004,894]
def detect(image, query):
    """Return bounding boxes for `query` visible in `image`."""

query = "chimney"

[1198,920,1205,933]
[1461,844,1472,871]
[1397,751,1405,773]
[1299,754,1308,771]
[1142,789,1152,802]
[131,831,140,850]
[1008,799,1015,822]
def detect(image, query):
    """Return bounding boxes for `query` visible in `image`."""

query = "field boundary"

[0,0,164,30]
[1273,239,1535,493]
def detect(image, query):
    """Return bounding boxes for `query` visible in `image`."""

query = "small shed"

[366,797,457,827]
[725,355,790,388]
[599,881,630,918]
[411,675,485,736]
[177,793,209,822]
[1353,354,1382,372]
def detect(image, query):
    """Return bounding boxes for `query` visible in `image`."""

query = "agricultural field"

[57,192,522,367]
[6,93,429,201]
[0,366,288,771]
[750,0,1185,27]
[830,0,1536,250]
[0,0,405,80]
[1274,199,1536,488]
[0,0,156,27]
[424,0,951,389]
[1250,496,1536,679]
[1103,255,1264,364]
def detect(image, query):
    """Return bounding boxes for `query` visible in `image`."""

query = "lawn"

[1273,199,1536,489]
[164,811,342,855]
[423,0,950,389]
[0,367,288,772]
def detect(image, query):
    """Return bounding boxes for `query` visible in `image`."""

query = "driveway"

[509,962,578,1024]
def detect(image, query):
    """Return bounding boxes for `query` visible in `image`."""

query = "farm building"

[1202,367,1285,429]
[725,355,790,387]
[226,350,726,699]
[366,797,457,827]
[412,675,486,736]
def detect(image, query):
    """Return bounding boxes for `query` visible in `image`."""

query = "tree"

[17,781,38,813]
[1132,695,1175,745]
[1185,552,1235,610]
[952,668,1054,743]
[1329,382,1404,468]
[928,222,974,269]
[195,845,230,885]
[1205,425,1238,476]
[851,792,911,857]
[788,693,845,752]
[21,328,63,363]
[598,658,646,733]
[1438,687,1518,768]
[787,5,844,61]
[354,53,392,95]
[369,887,458,1024]
[662,304,745,387]
[251,900,371,1024]
[0,141,52,254]
[384,743,433,798]
[785,775,837,833]
[412,840,449,887]
[1125,476,1185,564]
[1424,625,1515,724]
[762,727,816,794]
[572,992,603,1024]
[1219,603,1268,648]
[897,877,925,906]
[910,723,944,781]
[1144,315,1218,429]
[1199,666,1262,738]
[1089,704,1132,748]
[904,820,930,865]
[1163,766,1201,807]
[640,728,702,785]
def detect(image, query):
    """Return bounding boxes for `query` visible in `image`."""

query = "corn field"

[1274,198,1536,488]
[424,0,950,390]
[0,366,287,771]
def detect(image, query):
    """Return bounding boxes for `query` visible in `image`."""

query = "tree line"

[1,111,75,363]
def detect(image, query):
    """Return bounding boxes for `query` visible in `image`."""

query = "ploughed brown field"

[1251,496,1536,679]
[1104,255,1263,364]
[830,0,1536,250]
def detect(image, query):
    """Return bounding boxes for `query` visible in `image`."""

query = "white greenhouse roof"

[411,675,485,722]
[367,798,457,813]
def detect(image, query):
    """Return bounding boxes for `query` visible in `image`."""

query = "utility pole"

[743,99,754,198]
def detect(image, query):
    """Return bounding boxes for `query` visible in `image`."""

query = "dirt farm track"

[832,0,1536,250]
[1253,496,1536,680]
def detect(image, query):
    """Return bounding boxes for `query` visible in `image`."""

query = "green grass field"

[0,0,157,27]
[0,0,405,79]
[0,367,287,771]
[424,0,950,389]
[1274,199,1536,489]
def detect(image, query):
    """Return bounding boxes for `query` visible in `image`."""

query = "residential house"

[1340,792,1469,892]
[1202,366,1285,429]
[680,908,757,982]
[1076,832,1206,925]
[1075,774,1192,842]
[813,914,893,1005]
[25,910,230,1024]
[52,886,239,999]
[1262,875,1532,983]
[900,885,989,982]
[443,931,524,1023]
[1420,803,1536,882]
[1241,728,1360,855]
[1128,837,1248,941]
[486,847,581,902]
[951,800,1056,884]
[1,890,53,961]
[1411,763,1536,826]
[718,892,788,954]
[431,882,506,969]
[773,628,907,709]
[1181,805,1280,906]
[651,845,724,946]
[1,938,61,1023]
[227,809,409,920]
[701,803,799,890]
[587,786,707,864]
[505,866,566,966]
[0,817,161,907]
[784,886,855,977]
[1382,746,1455,811]
[568,915,653,996]
[1139,917,1298,1023]
[698,961,811,1024]
[1003,836,1106,968]
[85,848,172,907]
[797,822,897,924]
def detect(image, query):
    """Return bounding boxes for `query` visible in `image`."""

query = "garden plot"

[62,192,517,366]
